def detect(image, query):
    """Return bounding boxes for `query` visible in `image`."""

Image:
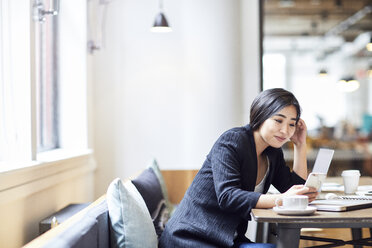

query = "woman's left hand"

[290,118,307,146]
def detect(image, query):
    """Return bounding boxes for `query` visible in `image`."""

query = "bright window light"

[336,79,360,93]
[263,53,286,90]
[0,1,32,162]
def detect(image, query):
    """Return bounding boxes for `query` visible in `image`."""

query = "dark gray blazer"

[159,124,305,248]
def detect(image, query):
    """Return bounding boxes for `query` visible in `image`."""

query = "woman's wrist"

[293,143,308,179]
[294,142,307,152]
[256,194,282,208]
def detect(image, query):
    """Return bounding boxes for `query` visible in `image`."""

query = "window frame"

[34,2,60,152]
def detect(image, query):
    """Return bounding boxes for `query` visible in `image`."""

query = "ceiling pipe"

[325,5,372,37]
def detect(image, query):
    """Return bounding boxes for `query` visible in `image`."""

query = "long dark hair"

[250,88,301,131]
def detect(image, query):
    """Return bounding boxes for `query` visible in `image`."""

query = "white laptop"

[310,198,372,212]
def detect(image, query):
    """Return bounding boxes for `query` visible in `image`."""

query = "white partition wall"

[90,0,261,197]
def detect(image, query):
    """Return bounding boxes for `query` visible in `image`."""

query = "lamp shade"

[367,45,372,52]
[318,69,328,76]
[337,77,360,92]
[151,12,172,32]
[367,37,372,51]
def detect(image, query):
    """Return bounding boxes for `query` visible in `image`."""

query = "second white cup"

[342,170,360,194]
[275,195,309,210]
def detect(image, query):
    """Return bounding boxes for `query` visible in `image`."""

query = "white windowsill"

[0,149,96,205]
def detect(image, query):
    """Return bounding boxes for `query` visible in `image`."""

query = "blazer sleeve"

[210,130,261,220]
[270,148,306,192]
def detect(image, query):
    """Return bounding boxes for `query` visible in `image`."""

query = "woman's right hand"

[256,185,318,208]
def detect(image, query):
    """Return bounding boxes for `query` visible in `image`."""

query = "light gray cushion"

[107,178,158,248]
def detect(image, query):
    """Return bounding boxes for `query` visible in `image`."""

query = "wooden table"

[252,208,372,248]
[252,177,372,248]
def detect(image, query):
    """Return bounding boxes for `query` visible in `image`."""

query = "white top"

[254,156,270,193]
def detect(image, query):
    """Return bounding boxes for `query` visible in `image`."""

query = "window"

[263,53,286,90]
[0,0,92,212]
[0,0,88,169]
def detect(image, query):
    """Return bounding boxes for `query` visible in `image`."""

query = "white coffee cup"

[275,195,309,210]
[341,170,360,194]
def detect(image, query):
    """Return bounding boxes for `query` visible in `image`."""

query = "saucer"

[273,206,317,216]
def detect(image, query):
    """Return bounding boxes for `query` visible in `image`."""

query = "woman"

[159,88,317,248]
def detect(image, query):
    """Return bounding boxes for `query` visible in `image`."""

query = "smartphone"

[304,172,327,192]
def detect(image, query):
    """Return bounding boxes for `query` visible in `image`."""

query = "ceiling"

[263,0,372,42]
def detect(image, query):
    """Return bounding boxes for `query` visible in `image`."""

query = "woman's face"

[258,105,297,148]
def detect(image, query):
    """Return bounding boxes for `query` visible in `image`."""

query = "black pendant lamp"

[318,68,328,76]
[151,0,172,32]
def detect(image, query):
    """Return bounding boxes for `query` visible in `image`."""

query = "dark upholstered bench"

[24,160,180,248]
[39,203,91,235]
[24,195,110,248]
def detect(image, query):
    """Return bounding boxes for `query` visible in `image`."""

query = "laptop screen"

[312,148,334,174]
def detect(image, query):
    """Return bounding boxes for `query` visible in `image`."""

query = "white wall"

[90,0,261,197]
[241,0,261,123]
